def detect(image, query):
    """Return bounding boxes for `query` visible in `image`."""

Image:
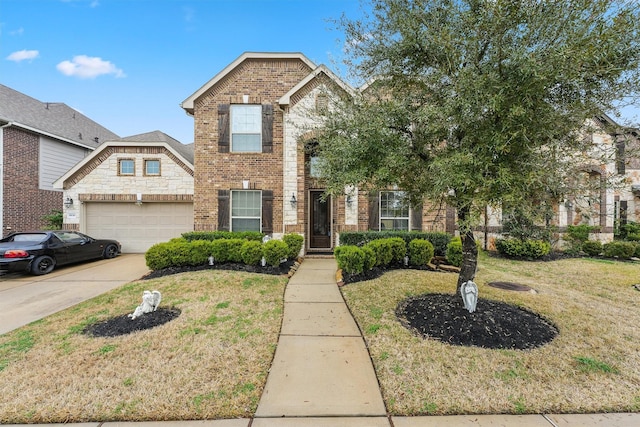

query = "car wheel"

[103,244,119,259]
[31,255,55,275]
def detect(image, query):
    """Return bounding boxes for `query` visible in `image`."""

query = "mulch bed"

[140,259,295,280]
[83,308,182,338]
[396,293,558,350]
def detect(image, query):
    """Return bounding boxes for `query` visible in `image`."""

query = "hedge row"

[145,233,304,271]
[335,237,435,274]
[339,231,452,256]
[581,240,640,259]
[181,231,264,242]
[495,238,551,259]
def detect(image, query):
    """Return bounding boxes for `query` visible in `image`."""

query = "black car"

[0,231,121,275]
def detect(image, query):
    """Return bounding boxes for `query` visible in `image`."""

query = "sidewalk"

[5,258,640,426]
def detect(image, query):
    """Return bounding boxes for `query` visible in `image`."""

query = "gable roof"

[53,130,194,190]
[278,64,355,107]
[0,84,119,149]
[119,130,194,164]
[181,52,318,115]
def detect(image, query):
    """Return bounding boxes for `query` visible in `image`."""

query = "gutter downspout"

[0,122,12,237]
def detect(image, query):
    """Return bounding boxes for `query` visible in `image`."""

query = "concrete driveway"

[0,254,149,335]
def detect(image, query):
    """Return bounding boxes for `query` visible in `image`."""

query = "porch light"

[64,197,73,208]
[346,195,353,208]
[135,193,143,206]
[290,193,297,207]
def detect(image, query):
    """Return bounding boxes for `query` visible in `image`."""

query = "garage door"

[85,202,193,253]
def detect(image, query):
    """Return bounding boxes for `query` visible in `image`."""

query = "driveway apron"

[254,258,387,420]
[0,254,149,335]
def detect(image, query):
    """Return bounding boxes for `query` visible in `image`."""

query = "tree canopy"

[316,0,640,291]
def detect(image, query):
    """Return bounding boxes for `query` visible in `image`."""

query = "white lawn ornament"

[129,290,162,320]
[460,281,478,313]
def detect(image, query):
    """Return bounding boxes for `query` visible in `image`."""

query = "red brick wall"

[3,127,62,234]
[193,57,313,232]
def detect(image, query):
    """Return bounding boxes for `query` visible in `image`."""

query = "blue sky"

[1,0,638,145]
[0,0,363,143]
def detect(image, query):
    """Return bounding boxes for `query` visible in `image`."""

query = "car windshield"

[10,233,48,243]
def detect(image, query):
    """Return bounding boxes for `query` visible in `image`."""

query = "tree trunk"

[456,206,479,295]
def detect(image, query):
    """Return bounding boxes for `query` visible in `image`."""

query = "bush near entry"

[145,233,301,271]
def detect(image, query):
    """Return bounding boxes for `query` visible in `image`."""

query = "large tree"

[316,0,640,295]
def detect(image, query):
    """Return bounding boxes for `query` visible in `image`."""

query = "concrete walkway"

[3,257,640,426]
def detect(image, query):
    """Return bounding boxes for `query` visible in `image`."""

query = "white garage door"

[85,202,194,253]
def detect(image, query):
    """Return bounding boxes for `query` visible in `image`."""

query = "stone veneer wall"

[62,147,193,228]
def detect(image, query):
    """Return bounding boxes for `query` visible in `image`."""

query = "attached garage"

[85,202,193,253]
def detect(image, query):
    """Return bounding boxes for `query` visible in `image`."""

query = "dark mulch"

[83,308,182,338]
[140,259,295,280]
[396,293,558,350]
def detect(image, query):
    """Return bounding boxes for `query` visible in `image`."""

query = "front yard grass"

[341,252,640,415]
[0,270,287,423]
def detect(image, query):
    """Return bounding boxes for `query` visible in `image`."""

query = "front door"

[310,191,331,249]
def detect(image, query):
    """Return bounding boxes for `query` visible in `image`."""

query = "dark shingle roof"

[119,130,194,164]
[0,84,119,148]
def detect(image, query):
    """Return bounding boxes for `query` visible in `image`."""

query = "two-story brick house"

[181,52,448,254]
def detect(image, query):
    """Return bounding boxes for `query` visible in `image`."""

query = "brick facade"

[3,127,62,233]
[192,57,313,233]
[187,53,448,252]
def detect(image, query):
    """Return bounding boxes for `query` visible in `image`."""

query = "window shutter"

[368,191,380,231]
[262,190,274,235]
[218,190,230,231]
[262,104,273,153]
[616,142,626,175]
[218,105,230,153]
[411,203,423,231]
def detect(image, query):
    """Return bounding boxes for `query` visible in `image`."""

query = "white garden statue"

[129,290,162,320]
[460,281,478,313]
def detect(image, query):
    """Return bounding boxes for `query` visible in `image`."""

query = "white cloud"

[6,49,39,62]
[56,55,125,79]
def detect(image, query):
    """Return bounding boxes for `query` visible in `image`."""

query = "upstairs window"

[118,159,135,175]
[145,159,161,176]
[231,105,262,152]
[380,191,409,230]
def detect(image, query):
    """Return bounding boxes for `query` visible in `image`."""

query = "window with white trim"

[231,190,262,232]
[380,191,409,230]
[231,105,262,152]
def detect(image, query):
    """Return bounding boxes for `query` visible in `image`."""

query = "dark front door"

[310,191,331,249]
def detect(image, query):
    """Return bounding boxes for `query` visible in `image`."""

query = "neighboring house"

[181,52,447,254]
[53,131,194,253]
[0,84,119,235]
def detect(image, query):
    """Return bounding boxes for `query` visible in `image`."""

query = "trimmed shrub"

[633,242,640,258]
[335,245,365,274]
[182,231,264,242]
[581,240,603,256]
[388,237,407,263]
[446,237,463,267]
[283,233,304,260]
[210,239,245,263]
[145,238,195,270]
[263,239,289,267]
[362,246,376,271]
[365,239,394,267]
[603,241,636,259]
[339,231,452,256]
[495,238,550,259]
[409,239,435,266]
[241,240,263,265]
